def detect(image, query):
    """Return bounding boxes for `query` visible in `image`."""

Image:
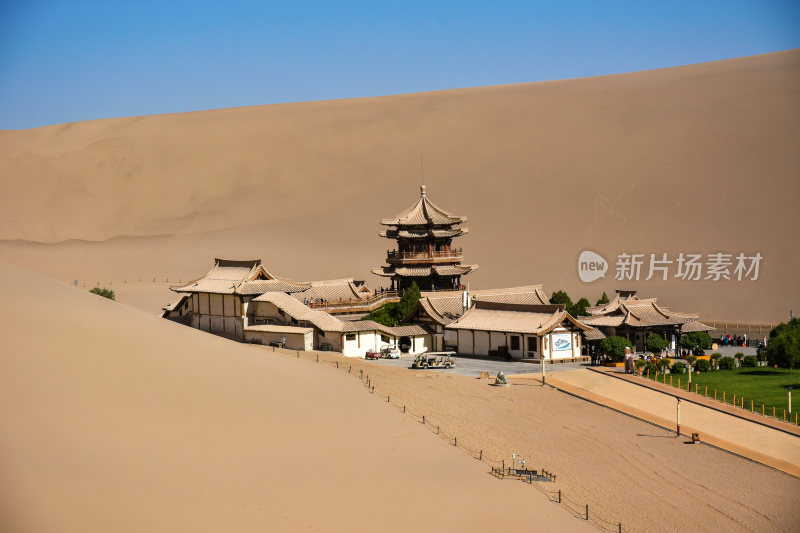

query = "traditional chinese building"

[371,185,478,291]
[578,290,712,352]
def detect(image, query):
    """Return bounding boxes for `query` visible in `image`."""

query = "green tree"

[679,332,712,355]
[89,287,115,300]
[645,333,668,355]
[764,318,800,373]
[569,298,591,317]
[550,290,572,310]
[599,336,633,363]
[596,292,610,306]
[397,282,421,320]
[364,282,422,327]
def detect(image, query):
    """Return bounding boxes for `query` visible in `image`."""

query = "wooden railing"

[307,290,400,310]
[386,248,462,261]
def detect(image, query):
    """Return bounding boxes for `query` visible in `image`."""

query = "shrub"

[89,287,115,300]
[671,362,686,374]
[599,336,633,363]
[718,356,735,370]
[695,359,711,372]
[680,332,713,355]
[645,333,668,355]
[657,358,672,371]
[634,359,646,374]
[742,355,758,368]
[764,318,800,374]
[710,353,723,369]
[645,362,658,375]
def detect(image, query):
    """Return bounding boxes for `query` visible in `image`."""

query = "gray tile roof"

[381,186,467,227]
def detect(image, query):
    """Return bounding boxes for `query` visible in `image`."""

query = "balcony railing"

[386,248,463,262]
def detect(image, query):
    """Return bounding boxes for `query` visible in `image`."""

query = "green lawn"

[644,367,800,423]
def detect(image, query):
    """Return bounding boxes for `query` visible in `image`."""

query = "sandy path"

[547,369,800,475]
[309,353,800,532]
[0,261,592,533]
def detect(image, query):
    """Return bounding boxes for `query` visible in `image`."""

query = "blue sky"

[1,1,798,130]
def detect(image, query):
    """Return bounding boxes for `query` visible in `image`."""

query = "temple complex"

[578,290,712,352]
[371,185,477,291]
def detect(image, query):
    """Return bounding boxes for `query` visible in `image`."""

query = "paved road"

[547,369,800,476]
[365,354,588,377]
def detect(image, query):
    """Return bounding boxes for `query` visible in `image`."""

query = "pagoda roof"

[379,228,467,239]
[171,258,275,294]
[581,291,700,328]
[381,185,467,227]
[408,285,550,326]
[371,264,478,278]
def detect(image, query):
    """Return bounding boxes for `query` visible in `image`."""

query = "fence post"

[585,504,589,520]
[403,405,405,413]
[422,415,425,425]
[360,369,363,379]
[387,395,390,403]
[348,365,351,373]
[558,490,561,503]
[454,436,457,447]
[316,354,319,363]
[619,523,622,533]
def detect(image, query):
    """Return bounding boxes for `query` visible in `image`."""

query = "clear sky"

[1,1,798,130]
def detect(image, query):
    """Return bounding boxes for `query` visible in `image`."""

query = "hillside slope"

[1,50,797,321]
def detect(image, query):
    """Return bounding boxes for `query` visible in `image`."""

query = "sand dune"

[1,50,798,322]
[0,260,594,532]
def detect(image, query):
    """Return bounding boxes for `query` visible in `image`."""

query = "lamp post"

[676,398,681,437]
[789,386,793,416]
[541,353,546,386]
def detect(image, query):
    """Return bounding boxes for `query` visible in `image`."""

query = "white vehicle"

[380,345,401,359]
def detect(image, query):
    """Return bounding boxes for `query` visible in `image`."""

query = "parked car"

[380,345,400,359]
[364,350,382,360]
[412,352,456,369]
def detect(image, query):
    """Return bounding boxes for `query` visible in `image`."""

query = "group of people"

[720,333,749,347]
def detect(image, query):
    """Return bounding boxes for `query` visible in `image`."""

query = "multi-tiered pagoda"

[371,185,478,291]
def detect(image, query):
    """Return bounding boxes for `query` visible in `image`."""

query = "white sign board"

[551,333,572,352]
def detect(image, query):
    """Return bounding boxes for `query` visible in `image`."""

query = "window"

[381,335,390,343]
[345,334,356,341]
[510,335,520,351]
[528,337,538,352]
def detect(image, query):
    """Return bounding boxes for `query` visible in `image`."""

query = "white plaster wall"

[244,330,311,350]
[507,333,524,359]
[473,331,490,356]
[456,329,472,354]
[490,331,506,352]
[444,329,458,349]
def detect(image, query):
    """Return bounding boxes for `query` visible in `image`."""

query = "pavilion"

[371,185,477,291]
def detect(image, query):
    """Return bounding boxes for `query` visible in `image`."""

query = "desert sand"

[0,260,595,532]
[1,50,799,322]
[1,50,798,532]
